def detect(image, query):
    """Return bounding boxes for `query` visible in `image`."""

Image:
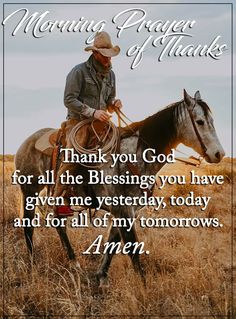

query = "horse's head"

[179,89,225,163]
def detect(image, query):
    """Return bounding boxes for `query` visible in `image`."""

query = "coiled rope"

[68,118,119,168]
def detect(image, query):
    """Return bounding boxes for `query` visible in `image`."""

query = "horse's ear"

[183,89,192,106]
[194,90,201,101]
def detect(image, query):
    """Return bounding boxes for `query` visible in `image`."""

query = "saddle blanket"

[35,129,59,156]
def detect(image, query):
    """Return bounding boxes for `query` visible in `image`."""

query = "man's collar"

[85,55,94,70]
[86,54,112,76]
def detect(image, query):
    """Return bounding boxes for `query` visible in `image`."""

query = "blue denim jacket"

[64,55,116,120]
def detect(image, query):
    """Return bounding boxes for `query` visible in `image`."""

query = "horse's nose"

[215,151,220,160]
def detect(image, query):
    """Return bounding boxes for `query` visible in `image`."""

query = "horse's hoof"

[98,276,109,294]
[69,260,82,272]
[96,270,109,293]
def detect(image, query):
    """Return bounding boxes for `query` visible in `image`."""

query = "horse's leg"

[55,220,82,270]
[56,224,75,260]
[21,186,41,258]
[23,205,35,257]
[96,210,145,287]
[22,186,78,267]
[118,221,145,279]
[96,226,121,285]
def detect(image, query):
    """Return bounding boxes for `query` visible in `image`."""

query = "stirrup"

[55,205,74,217]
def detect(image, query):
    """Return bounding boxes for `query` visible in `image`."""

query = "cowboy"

[54,31,122,217]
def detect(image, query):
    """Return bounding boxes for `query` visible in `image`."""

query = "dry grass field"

[0,155,235,317]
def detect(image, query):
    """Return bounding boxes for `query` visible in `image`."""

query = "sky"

[1,0,234,157]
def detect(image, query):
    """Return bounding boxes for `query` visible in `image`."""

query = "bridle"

[186,100,208,158]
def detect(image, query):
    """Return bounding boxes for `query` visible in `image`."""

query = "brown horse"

[15,90,224,286]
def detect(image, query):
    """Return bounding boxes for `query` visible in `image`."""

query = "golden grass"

[1,158,235,317]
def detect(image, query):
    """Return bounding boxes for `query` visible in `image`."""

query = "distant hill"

[0,154,15,162]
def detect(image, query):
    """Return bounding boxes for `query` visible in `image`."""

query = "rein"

[187,102,208,157]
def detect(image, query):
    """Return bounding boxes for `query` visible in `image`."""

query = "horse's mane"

[124,101,180,153]
[125,99,211,153]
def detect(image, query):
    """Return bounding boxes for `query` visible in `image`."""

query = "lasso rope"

[68,118,119,168]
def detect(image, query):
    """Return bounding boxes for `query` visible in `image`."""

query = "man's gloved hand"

[94,110,111,122]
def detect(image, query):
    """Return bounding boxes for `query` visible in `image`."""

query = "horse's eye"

[196,120,204,126]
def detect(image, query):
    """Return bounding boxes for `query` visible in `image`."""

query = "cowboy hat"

[85,31,120,57]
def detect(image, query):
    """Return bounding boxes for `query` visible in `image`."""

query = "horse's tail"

[13,157,24,219]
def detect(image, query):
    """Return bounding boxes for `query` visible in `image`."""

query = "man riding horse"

[53,31,122,217]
